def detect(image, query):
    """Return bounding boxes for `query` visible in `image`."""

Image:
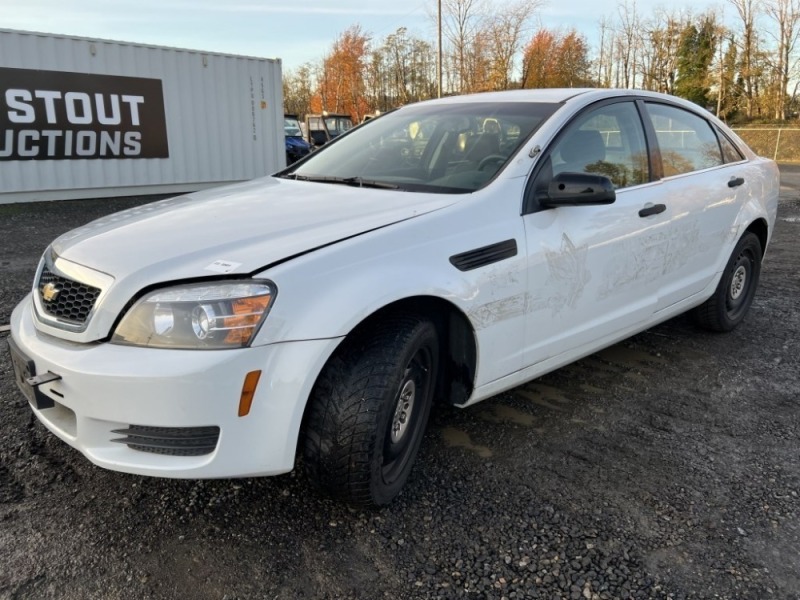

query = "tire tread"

[303,314,436,505]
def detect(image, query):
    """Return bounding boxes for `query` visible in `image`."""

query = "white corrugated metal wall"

[0,29,284,203]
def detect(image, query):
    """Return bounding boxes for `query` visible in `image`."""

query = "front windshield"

[325,116,353,136]
[284,117,303,137]
[283,102,558,193]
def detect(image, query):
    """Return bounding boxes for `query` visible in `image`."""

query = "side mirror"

[543,172,616,207]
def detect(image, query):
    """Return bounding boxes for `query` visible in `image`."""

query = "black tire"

[692,232,763,332]
[303,314,439,506]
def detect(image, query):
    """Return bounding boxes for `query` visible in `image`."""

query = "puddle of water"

[514,389,565,411]
[676,347,710,361]
[479,404,537,427]
[780,216,800,223]
[581,384,605,395]
[440,427,493,458]
[522,383,571,403]
[596,345,668,369]
[582,356,626,373]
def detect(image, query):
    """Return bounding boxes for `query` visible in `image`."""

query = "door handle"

[638,203,666,218]
[728,176,745,188]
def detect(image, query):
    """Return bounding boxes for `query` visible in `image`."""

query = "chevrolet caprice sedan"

[9,89,780,506]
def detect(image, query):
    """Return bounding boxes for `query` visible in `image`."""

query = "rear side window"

[715,127,745,163]
[645,103,724,176]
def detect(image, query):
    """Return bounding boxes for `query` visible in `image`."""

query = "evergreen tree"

[674,17,718,107]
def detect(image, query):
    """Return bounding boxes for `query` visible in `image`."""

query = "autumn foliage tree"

[521,29,592,89]
[311,26,371,123]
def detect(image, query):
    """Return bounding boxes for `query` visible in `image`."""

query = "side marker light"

[238,370,262,417]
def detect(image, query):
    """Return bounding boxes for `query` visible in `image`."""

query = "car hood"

[53,176,457,286]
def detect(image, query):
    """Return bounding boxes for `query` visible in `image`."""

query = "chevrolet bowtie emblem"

[42,282,61,302]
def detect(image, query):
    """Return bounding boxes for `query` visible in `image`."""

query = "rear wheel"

[303,314,439,506]
[692,232,763,332]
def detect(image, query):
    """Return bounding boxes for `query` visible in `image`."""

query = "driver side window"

[542,101,649,191]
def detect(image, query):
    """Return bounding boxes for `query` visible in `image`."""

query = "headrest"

[560,129,605,164]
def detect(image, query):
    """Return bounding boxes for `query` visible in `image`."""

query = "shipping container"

[0,29,284,203]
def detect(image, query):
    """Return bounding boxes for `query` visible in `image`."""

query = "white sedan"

[9,89,779,506]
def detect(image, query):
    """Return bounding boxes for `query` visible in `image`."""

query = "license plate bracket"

[7,337,55,410]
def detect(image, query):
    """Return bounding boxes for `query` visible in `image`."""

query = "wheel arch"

[297,295,478,455]
[744,217,769,254]
[333,295,475,404]
[361,296,478,407]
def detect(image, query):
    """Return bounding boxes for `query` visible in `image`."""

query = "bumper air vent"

[110,425,220,456]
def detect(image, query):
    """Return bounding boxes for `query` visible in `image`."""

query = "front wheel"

[303,314,439,506]
[692,232,763,332]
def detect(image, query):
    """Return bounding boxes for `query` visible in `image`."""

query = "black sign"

[0,67,169,161]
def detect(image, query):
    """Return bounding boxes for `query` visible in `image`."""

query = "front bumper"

[10,294,342,478]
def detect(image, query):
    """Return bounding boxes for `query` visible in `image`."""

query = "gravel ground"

[1,170,798,600]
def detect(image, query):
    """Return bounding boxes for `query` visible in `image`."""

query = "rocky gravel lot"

[0,170,798,600]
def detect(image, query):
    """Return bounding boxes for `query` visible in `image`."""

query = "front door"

[521,100,670,367]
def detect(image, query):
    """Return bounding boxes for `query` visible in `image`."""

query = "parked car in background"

[9,89,779,506]
[283,114,312,165]
[305,112,354,147]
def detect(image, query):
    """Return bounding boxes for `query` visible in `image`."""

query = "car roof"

[428,88,597,104]
[412,88,726,125]
[416,88,714,109]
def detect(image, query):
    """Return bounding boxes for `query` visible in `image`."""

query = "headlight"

[111,281,276,349]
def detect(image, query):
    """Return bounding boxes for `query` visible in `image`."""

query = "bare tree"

[638,9,685,93]
[614,0,642,88]
[728,0,760,117]
[441,0,487,93]
[283,63,316,117]
[367,28,437,109]
[764,0,800,118]
[595,16,618,86]
[483,0,543,90]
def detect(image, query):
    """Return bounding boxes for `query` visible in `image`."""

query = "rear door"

[640,102,749,312]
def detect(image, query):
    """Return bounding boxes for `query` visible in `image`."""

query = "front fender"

[250,195,530,387]
[261,261,476,344]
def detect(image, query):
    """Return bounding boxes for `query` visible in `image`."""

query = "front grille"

[110,425,220,456]
[38,266,101,325]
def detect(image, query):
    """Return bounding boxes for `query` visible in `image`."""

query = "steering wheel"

[478,154,506,171]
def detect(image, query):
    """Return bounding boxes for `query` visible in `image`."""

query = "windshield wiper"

[341,176,398,189]
[286,174,398,189]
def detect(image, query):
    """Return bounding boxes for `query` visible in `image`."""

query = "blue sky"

[2,0,719,72]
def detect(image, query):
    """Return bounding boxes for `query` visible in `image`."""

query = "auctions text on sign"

[0,67,169,161]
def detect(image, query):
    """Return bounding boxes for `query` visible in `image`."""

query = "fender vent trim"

[449,239,518,272]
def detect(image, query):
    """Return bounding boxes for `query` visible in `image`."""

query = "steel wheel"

[382,345,434,486]
[693,232,763,332]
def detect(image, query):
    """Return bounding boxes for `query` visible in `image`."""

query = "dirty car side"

[9,89,780,506]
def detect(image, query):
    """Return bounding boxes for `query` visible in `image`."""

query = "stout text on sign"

[0,67,169,161]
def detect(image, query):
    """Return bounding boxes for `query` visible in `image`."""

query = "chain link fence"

[732,128,800,162]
